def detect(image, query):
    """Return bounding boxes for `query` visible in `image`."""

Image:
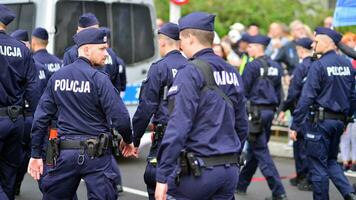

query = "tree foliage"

[154,0,335,36]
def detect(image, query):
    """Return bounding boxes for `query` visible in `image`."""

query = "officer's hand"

[133,147,139,157]
[120,141,137,158]
[28,158,43,181]
[155,182,168,200]
[278,111,285,122]
[289,130,297,141]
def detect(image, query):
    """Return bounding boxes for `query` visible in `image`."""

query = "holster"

[152,124,166,149]
[111,129,122,158]
[46,138,59,166]
[248,104,262,142]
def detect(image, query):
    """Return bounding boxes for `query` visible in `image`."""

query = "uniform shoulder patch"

[168,84,180,96]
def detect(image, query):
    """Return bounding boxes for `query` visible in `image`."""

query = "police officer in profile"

[99,27,127,93]
[290,27,356,200]
[132,22,187,199]
[155,12,248,200]
[31,27,63,78]
[236,35,288,200]
[0,4,39,200]
[278,37,314,191]
[27,28,135,199]
[10,29,49,196]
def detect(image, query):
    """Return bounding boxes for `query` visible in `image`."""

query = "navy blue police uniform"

[10,29,50,195]
[0,5,40,200]
[236,35,288,199]
[32,28,63,78]
[155,12,248,200]
[132,22,188,199]
[280,38,314,189]
[30,28,132,199]
[291,27,356,200]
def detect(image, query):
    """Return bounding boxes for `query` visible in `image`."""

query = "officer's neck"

[163,46,179,56]
[190,44,211,58]
[33,46,47,53]
[254,52,265,59]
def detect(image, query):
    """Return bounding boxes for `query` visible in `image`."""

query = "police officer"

[10,29,49,196]
[132,22,188,199]
[99,27,127,93]
[0,4,39,200]
[31,27,63,78]
[27,28,135,199]
[155,12,248,200]
[236,35,288,200]
[290,27,356,200]
[278,37,314,191]
[63,14,127,93]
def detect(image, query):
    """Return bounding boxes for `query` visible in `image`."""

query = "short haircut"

[33,36,48,46]
[180,29,214,46]
[158,34,178,46]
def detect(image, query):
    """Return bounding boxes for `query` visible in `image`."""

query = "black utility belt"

[198,153,240,167]
[251,104,276,111]
[310,107,348,123]
[153,123,166,134]
[0,106,24,121]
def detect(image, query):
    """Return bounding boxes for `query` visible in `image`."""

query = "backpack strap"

[190,59,233,107]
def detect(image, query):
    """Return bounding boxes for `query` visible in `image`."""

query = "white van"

[2,0,159,113]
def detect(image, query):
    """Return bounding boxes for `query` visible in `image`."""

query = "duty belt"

[0,106,24,121]
[323,111,347,122]
[252,104,276,111]
[198,153,240,167]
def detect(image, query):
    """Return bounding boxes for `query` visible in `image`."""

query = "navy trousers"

[168,165,239,200]
[40,148,120,200]
[0,116,24,200]
[237,110,286,196]
[305,120,354,200]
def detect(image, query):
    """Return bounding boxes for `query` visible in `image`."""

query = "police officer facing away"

[0,4,39,200]
[28,28,135,199]
[10,29,49,196]
[31,27,63,78]
[155,12,248,200]
[236,35,288,200]
[290,27,356,200]
[278,37,314,191]
[132,22,188,199]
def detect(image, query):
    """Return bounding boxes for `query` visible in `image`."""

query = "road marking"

[122,186,148,197]
[80,180,148,197]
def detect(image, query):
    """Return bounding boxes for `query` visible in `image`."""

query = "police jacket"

[281,57,313,112]
[31,57,132,158]
[242,55,283,106]
[291,51,356,131]
[156,48,248,183]
[63,45,126,91]
[274,41,299,75]
[132,50,188,147]
[33,49,63,78]
[0,30,39,110]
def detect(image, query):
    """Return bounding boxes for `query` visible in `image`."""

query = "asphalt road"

[16,143,352,200]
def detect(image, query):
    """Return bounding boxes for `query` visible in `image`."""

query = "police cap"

[295,37,313,50]
[158,22,180,40]
[240,33,251,42]
[32,27,49,40]
[78,13,99,28]
[179,12,215,32]
[100,27,111,39]
[247,35,271,46]
[315,27,342,44]
[73,28,107,47]
[0,4,15,26]
[11,29,29,42]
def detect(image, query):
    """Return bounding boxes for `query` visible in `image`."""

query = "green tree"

[154,0,334,36]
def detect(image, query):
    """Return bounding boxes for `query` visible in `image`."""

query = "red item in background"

[170,0,189,5]
[352,59,356,69]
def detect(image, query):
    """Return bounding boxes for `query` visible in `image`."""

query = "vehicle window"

[112,3,155,65]
[6,3,36,34]
[55,1,107,58]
